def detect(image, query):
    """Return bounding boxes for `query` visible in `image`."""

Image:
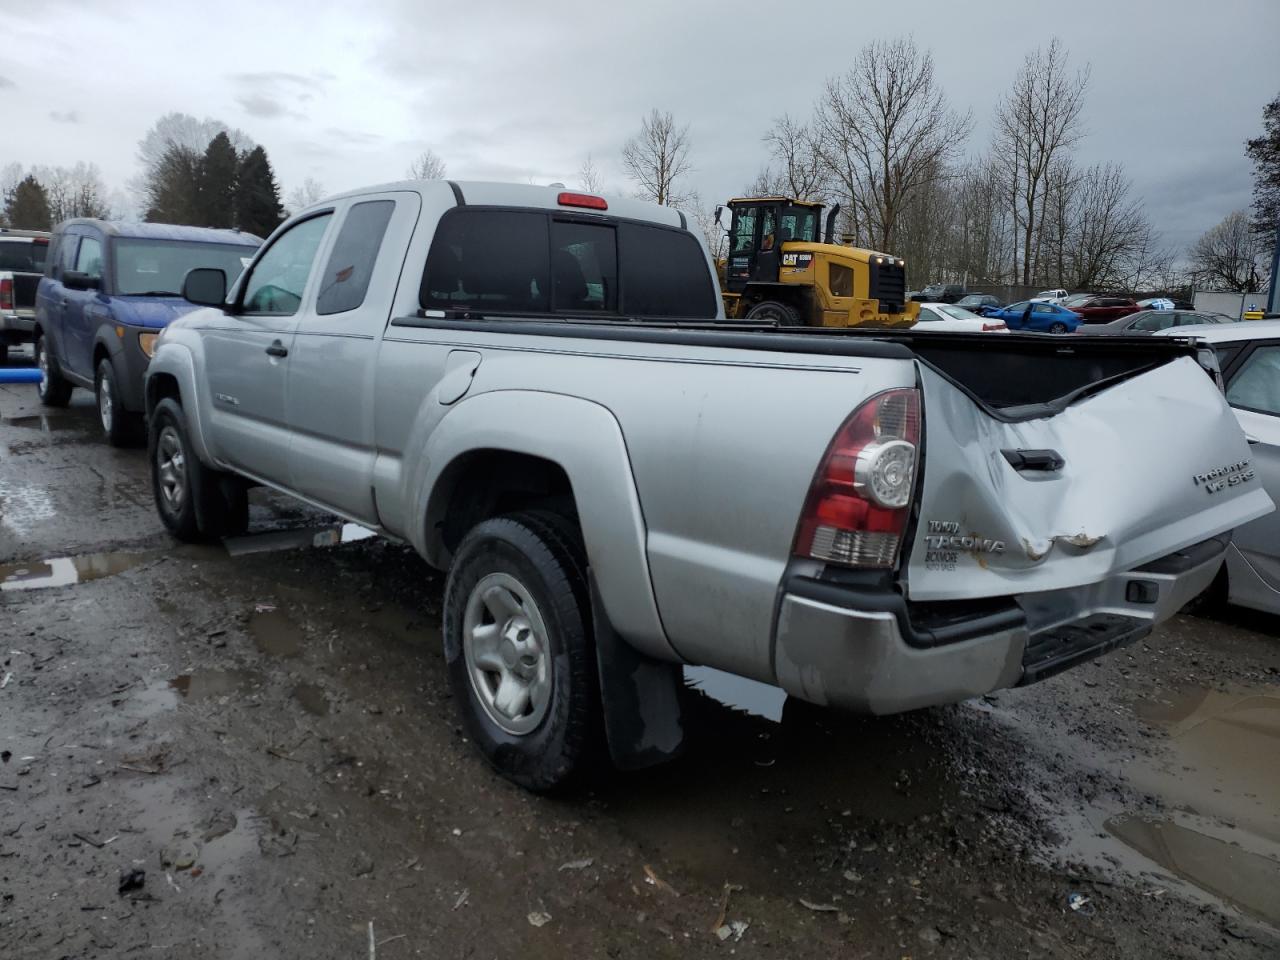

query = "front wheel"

[96,358,143,447]
[149,398,248,542]
[443,512,600,791]
[35,334,72,406]
[1049,321,1069,334]
[745,300,801,324]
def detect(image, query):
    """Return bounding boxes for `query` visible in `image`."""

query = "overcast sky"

[2,0,1277,253]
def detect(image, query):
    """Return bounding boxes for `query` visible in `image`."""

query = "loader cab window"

[731,209,758,255]
[779,208,818,244]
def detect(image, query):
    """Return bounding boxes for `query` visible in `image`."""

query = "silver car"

[1159,320,1280,613]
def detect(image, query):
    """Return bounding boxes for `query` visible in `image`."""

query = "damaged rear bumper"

[773,535,1228,715]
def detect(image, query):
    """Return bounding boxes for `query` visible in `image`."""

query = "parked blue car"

[980,300,1081,334]
[34,220,261,444]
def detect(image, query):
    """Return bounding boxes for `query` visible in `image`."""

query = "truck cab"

[719,196,917,328]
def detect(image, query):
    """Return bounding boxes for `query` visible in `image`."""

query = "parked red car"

[1067,295,1140,323]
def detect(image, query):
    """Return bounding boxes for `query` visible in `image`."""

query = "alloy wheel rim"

[156,426,186,512]
[37,343,48,395]
[99,371,113,431]
[462,572,552,736]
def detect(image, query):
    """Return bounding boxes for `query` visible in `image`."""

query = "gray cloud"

[323,127,382,146]
[49,109,79,123]
[236,94,296,119]
[0,75,14,90]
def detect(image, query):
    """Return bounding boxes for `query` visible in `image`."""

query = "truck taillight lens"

[0,278,11,311]
[793,388,920,568]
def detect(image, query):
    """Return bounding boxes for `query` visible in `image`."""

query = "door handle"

[265,340,288,358]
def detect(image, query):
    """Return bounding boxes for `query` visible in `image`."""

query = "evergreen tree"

[199,132,239,228]
[144,144,202,225]
[1246,92,1280,234]
[234,146,284,238]
[5,175,53,230]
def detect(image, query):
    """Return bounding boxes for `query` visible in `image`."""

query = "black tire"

[1049,321,1069,334]
[745,300,801,324]
[35,333,72,407]
[0,343,9,366]
[148,398,243,542]
[443,511,600,791]
[95,358,143,447]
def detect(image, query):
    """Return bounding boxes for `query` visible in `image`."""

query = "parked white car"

[1157,320,1280,614]
[1030,288,1068,304]
[913,302,1008,332]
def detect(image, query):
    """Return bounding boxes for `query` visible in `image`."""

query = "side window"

[74,236,103,278]
[731,210,757,255]
[917,307,940,322]
[1226,346,1280,416]
[420,210,549,314]
[315,201,394,316]
[242,214,332,315]
[550,221,616,313]
[1033,303,1055,315]
[1132,313,1169,332]
[619,223,718,319]
[760,209,778,250]
[58,236,79,278]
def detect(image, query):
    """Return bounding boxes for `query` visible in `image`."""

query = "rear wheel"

[35,333,72,406]
[95,358,143,447]
[443,511,600,791]
[1049,321,1068,334]
[745,300,801,324]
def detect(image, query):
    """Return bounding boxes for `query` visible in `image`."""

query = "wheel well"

[92,342,111,372]
[433,450,578,558]
[146,372,181,414]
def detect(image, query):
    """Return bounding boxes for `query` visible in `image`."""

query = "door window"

[1132,312,1173,332]
[550,221,616,312]
[1226,346,1280,416]
[241,214,332,315]
[75,236,103,279]
[421,210,549,314]
[57,236,79,278]
[731,210,757,254]
[316,201,394,316]
[1032,303,1056,315]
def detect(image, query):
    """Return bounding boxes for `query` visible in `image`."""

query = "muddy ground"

[2,354,1278,959]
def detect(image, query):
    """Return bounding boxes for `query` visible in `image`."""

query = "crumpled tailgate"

[906,356,1273,601]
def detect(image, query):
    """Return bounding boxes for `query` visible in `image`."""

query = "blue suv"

[34,220,261,444]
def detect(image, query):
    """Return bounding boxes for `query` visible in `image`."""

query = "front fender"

[412,389,676,663]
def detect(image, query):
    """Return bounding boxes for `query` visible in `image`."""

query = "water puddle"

[249,607,305,658]
[0,550,153,591]
[293,683,330,716]
[223,522,376,558]
[169,669,261,700]
[684,665,787,722]
[1133,685,1280,843]
[2,413,91,432]
[0,480,56,537]
[1106,814,1280,925]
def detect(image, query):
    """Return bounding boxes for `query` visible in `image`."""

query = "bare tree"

[813,37,971,253]
[33,162,113,222]
[762,114,828,200]
[1060,163,1157,289]
[1188,211,1270,292]
[621,109,693,206]
[577,154,604,193]
[285,177,327,214]
[134,112,252,205]
[994,38,1090,284]
[406,149,447,180]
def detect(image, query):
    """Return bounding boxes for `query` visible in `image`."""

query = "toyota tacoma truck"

[142,181,1272,791]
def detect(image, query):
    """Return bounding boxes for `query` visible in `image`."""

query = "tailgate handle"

[1003,448,1065,472]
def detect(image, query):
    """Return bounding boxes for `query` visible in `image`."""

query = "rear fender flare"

[412,389,676,663]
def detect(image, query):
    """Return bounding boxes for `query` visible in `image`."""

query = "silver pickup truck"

[143,181,1271,790]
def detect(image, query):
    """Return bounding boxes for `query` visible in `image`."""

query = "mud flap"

[590,572,685,770]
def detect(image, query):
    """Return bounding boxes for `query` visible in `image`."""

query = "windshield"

[937,305,982,320]
[0,239,48,272]
[779,208,819,243]
[114,238,257,296]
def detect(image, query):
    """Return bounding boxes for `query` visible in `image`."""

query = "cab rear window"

[420,208,716,320]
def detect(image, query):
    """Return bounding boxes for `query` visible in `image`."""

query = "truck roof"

[727,196,824,208]
[54,219,262,245]
[0,227,52,240]
[314,181,689,231]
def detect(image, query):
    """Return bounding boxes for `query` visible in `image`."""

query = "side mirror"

[183,267,227,307]
[714,205,728,233]
[63,270,101,291]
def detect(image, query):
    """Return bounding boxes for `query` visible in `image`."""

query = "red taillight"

[33,237,49,246]
[0,278,12,311]
[558,191,608,211]
[982,322,1007,331]
[793,389,921,568]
